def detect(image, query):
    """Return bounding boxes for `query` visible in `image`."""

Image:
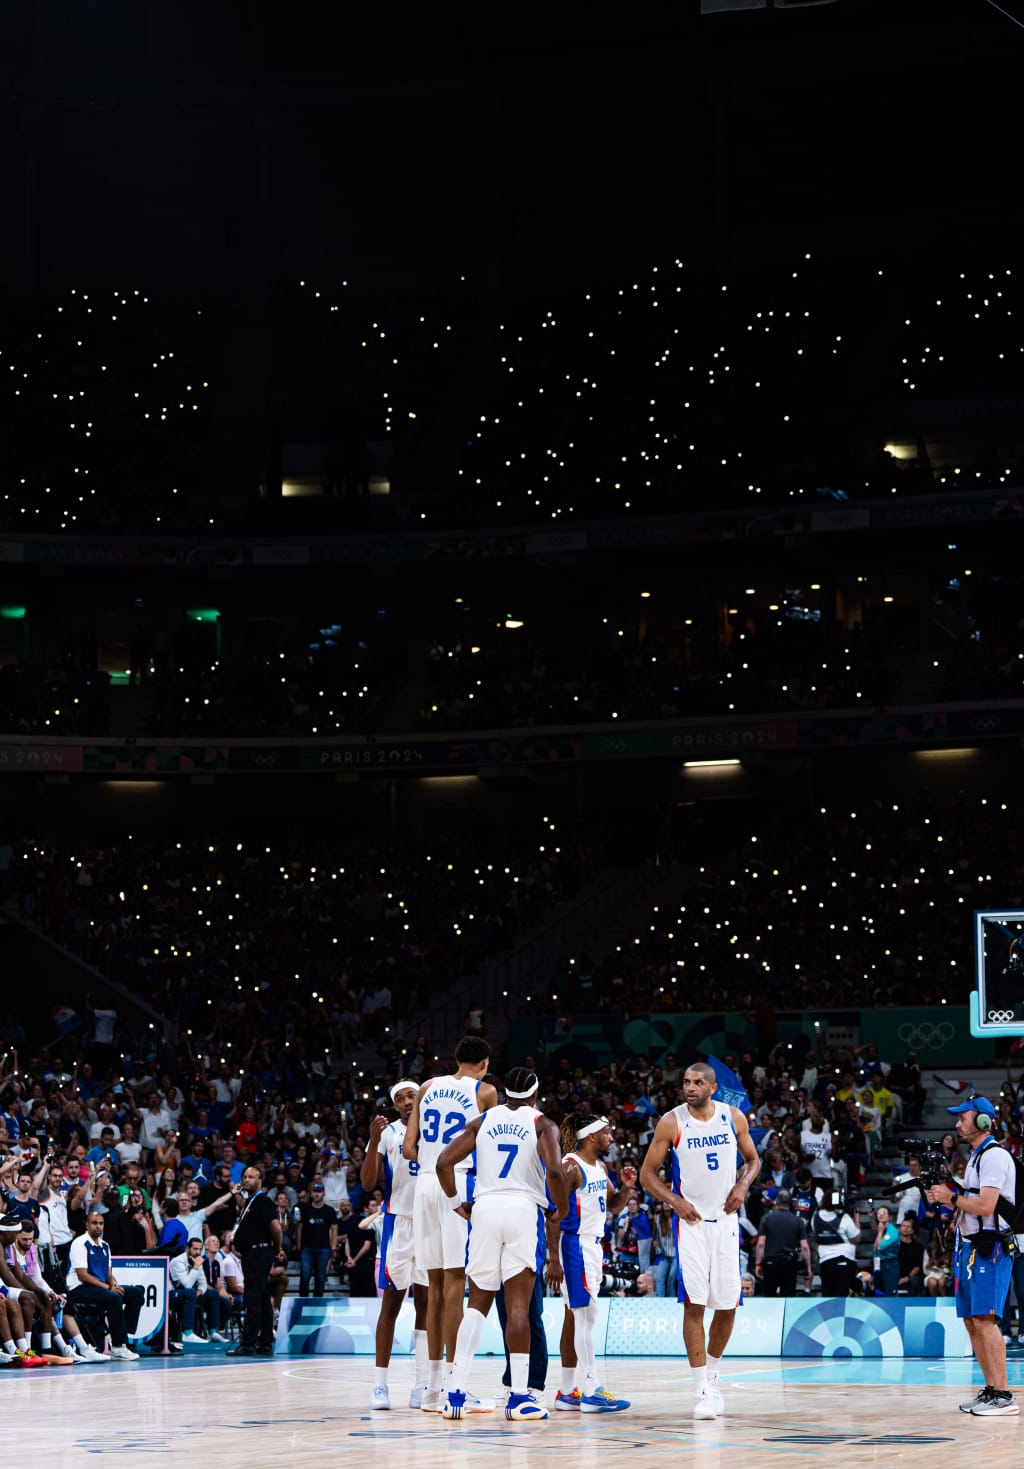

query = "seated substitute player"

[403,1035,497,1412]
[926,1095,1019,1417]
[544,1111,635,1413]
[360,1079,431,1411]
[640,1060,760,1421]
[437,1068,568,1422]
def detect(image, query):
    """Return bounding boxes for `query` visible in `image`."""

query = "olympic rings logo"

[987,1010,1018,1024]
[897,1021,954,1049]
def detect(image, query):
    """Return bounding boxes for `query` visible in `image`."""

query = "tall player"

[402,1035,497,1411]
[545,1111,635,1413]
[436,1067,568,1422]
[640,1060,760,1421]
[360,1080,430,1410]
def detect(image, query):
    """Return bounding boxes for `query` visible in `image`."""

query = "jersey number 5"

[706,1152,719,1171]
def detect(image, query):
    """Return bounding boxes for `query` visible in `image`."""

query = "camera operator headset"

[925,1095,1018,1411]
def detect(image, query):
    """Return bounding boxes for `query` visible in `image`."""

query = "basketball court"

[21,1354,1023,1464]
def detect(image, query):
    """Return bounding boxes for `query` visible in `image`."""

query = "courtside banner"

[781,1297,968,1357]
[111,1255,168,1342]
[276,1295,969,1357]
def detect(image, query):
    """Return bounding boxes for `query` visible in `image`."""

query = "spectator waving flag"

[706,1054,752,1114]
[50,1004,82,1037]
[932,1074,971,1094]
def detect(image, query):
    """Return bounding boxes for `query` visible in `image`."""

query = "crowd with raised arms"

[0,994,1022,1393]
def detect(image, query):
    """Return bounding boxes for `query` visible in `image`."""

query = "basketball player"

[360,1080,430,1410]
[402,1035,497,1411]
[437,1067,568,1422]
[640,1060,760,1420]
[545,1111,635,1413]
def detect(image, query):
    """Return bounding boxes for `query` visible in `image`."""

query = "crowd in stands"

[2,259,1024,538]
[0,291,219,534]
[548,793,1024,1015]
[10,822,593,1056]
[2,1019,1021,1342]
[5,561,1024,740]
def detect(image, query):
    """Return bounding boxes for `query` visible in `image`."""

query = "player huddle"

[365,1040,760,1423]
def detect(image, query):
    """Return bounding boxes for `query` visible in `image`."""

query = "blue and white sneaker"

[505,1391,549,1421]
[443,1389,467,1420]
[580,1386,630,1413]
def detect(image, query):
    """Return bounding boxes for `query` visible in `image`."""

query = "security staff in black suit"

[227,1164,282,1356]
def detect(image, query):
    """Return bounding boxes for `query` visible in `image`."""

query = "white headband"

[578,1116,609,1140]
[390,1081,418,1103]
[506,1083,538,1099]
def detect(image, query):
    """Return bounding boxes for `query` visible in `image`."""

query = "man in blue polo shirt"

[66,1211,145,1361]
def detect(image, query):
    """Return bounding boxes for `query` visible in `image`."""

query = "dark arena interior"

[2,2,1024,1460]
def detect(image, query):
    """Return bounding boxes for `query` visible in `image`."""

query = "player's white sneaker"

[371,1385,391,1410]
[460,1392,494,1413]
[693,1388,716,1420]
[408,1383,428,1409]
[420,1388,442,1412]
[709,1379,725,1417]
[109,1345,139,1361]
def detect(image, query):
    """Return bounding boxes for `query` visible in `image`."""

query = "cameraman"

[812,1192,861,1297]
[755,1191,812,1297]
[926,1096,1017,1417]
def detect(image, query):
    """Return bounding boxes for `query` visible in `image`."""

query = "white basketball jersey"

[378,1119,418,1217]
[416,1073,482,1174]
[670,1102,737,1218]
[474,1105,547,1207]
[562,1151,608,1241]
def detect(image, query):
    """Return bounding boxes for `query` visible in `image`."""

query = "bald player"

[641,1060,759,1421]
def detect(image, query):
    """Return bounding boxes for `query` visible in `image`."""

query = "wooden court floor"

[10,1355,1023,1465]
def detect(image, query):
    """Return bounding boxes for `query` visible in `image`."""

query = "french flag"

[932,1075,971,1095]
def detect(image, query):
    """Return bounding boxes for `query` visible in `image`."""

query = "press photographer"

[925,1096,1018,1417]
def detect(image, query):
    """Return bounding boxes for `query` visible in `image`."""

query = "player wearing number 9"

[403,1036,497,1410]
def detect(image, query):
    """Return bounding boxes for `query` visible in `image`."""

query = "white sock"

[510,1351,530,1396]
[448,1307,487,1395]
[374,1366,388,1388]
[414,1329,429,1382]
[39,1333,52,1350]
[560,1366,576,1394]
[53,1335,70,1356]
[2,1341,15,1355]
[15,1338,28,1353]
[707,1352,722,1383]
[428,1359,443,1391]
[693,1365,708,1391]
